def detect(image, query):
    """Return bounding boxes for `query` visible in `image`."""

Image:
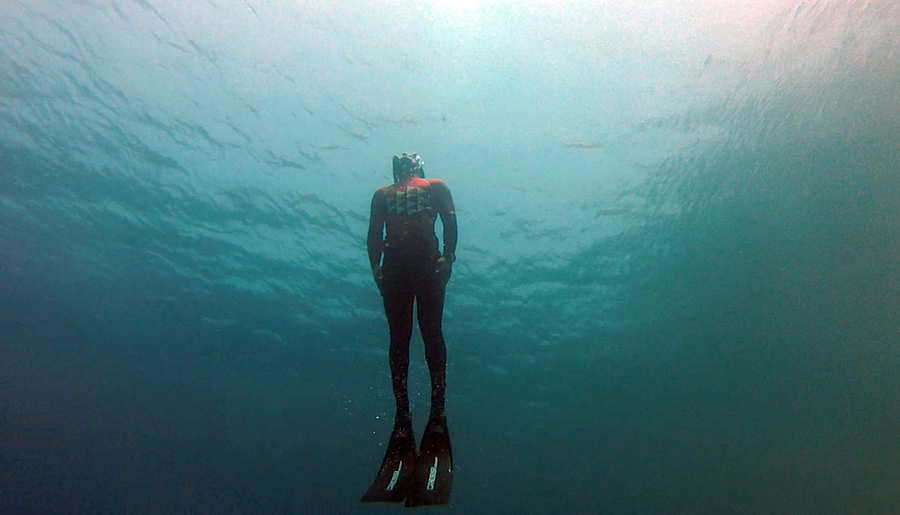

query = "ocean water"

[2,0,898,513]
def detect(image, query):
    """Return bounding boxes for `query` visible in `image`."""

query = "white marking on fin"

[386,461,403,490]
[426,457,438,491]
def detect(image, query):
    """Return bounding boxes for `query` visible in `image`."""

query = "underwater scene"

[2,0,899,513]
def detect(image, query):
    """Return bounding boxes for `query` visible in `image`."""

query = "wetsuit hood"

[393,153,425,182]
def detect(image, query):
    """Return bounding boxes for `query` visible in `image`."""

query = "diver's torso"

[382,177,439,264]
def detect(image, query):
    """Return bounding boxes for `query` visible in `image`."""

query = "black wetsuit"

[367,176,457,421]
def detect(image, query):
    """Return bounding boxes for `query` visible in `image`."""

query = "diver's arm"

[431,180,457,288]
[441,210,457,262]
[435,181,458,288]
[435,181,457,261]
[367,190,386,290]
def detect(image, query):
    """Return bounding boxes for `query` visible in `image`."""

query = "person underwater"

[361,153,457,506]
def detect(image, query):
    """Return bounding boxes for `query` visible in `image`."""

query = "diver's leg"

[383,278,415,422]
[416,276,447,418]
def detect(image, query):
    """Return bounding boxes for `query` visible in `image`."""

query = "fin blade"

[405,417,453,507]
[361,425,417,503]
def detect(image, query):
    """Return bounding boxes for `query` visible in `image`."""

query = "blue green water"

[2,1,899,513]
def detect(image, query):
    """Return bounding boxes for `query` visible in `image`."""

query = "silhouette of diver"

[362,153,457,506]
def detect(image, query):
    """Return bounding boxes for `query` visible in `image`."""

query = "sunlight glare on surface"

[431,0,487,15]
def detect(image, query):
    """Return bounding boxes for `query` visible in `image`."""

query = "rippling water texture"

[2,1,899,513]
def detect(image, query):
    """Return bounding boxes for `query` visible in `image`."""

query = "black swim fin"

[405,414,453,507]
[361,419,417,503]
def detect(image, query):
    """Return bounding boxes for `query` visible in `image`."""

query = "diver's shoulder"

[425,178,449,189]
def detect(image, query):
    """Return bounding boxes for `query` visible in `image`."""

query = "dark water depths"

[2,1,899,513]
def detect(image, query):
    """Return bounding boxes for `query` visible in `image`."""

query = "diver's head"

[393,153,425,182]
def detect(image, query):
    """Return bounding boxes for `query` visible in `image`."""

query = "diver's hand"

[436,256,453,288]
[372,265,384,294]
